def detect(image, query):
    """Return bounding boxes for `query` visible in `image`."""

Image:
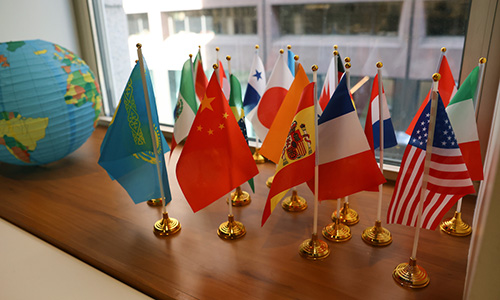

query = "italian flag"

[171,58,197,154]
[445,66,484,181]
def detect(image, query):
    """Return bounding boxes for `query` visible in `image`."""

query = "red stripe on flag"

[428,168,472,180]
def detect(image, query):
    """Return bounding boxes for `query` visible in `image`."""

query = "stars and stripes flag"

[387,94,475,230]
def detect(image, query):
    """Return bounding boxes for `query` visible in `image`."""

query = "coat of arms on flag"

[282,120,312,166]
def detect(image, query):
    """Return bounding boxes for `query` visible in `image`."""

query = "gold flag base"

[298,233,330,260]
[393,257,430,288]
[439,211,472,236]
[266,175,274,188]
[217,214,246,240]
[253,149,266,164]
[282,190,307,212]
[227,186,251,206]
[147,198,162,206]
[361,220,392,246]
[153,212,181,236]
[332,201,359,226]
[322,218,351,242]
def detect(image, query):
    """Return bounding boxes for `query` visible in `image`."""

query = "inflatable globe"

[0,39,101,165]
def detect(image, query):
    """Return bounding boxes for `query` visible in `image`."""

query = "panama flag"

[171,58,197,154]
[446,66,484,181]
[194,49,208,104]
[262,82,316,225]
[308,75,385,200]
[319,54,345,110]
[247,52,294,141]
[406,55,457,135]
[387,95,475,229]
[365,73,397,151]
[218,60,231,100]
[243,51,266,119]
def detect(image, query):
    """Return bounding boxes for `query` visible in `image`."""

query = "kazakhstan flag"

[98,59,171,204]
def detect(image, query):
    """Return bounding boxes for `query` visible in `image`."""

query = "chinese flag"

[176,71,259,212]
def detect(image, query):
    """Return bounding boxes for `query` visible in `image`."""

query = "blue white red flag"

[243,52,266,120]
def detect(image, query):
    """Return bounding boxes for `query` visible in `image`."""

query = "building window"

[127,13,149,36]
[425,0,470,36]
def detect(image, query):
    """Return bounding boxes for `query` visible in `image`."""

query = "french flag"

[308,75,385,200]
[243,51,266,125]
[365,73,397,151]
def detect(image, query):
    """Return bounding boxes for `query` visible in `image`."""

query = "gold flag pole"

[136,44,181,236]
[332,59,360,226]
[323,197,351,242]
[393,73,441,288]
[299,65,330,260]
[362,61,392,246]
[282,54,308,212]
[440,57,487,236]
[225,55,252,207]
[252,45,267,164]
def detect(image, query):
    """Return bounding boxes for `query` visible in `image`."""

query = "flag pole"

[393,73,441,288]
[334,59,360,226]
[282,54,308,212]
[298,65,330,260]
[362,61,392,246]
[333,49,339,89]
[136,44,181,236]
[189,53,195,92]
[440,57,487,236]
[252,44,266,165]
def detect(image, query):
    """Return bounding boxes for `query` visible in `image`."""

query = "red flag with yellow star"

[176,71,259,212]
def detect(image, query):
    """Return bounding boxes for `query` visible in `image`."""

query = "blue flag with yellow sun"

[98,59,171,204]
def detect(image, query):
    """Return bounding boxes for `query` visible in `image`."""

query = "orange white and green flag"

[262,82,316,225]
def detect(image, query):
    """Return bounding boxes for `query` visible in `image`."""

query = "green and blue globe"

[0,39,101,165]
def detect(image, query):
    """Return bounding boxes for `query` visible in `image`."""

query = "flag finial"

[432,73,441,81]
[333,50,339,56]
[216,47,220,52]
[198,45,201,49]
[213,63,219,70]
[479,57,487,64]
[189,54,193,59]
[255,44,259,49]
[333,45,338,50]
[344,57,351,63]
[279,49,284,54]
[226,55,231,61]
[376,61,383,68]
[287,45,292,50]
[312,65,318,72]
[294,55,299,61]
[136,43,142,49]
[345,62,351,69]
[441,47,447,53]
[135,60,138,63]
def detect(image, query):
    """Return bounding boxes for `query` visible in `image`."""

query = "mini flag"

[365,73,398,151]
[259,63,310,163]
[247,53,293,141]
[319,54,345,110]
[243,51,266,119]
[194,49,208,104]
[218,60,230,100]
[262,82,316,225]
[446,66,483,180]
[98,60,171,204]
[387,95,475,230]
[171,58,197,154]
[307,75,385,200]
[406,55,457,135]
[287,47,295,76]
[229,72,255,192]
[176,72,259,212]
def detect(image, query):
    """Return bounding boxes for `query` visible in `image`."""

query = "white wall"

[0,0,81,55]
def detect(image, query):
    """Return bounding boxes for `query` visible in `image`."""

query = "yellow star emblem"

[200,94,216,112]
[197,125,203,131]
[218,123,225,130]
[208,129,214,135]
[222,112,229,119]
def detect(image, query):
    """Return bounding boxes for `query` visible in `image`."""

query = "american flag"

[387,94,475,230]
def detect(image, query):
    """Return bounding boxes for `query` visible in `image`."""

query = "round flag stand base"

[153,212,181,236]
[362,220,392,246]
[227,186,251,206]
[266,175,274,188]
[217,215,246,240]
[322,218,351,242]
[253,149,266,164]
[298,233,330,260]
[282,190,307,212]
[147,198,163,206]
[440,211,472,236]
[393,257,430,288]
[332,201,359,225]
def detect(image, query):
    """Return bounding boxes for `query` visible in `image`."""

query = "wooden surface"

[0,126,474,300]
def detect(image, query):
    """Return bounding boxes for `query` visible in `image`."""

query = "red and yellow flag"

[176,72,259,212]
[262,82,316,225]
[259,63,310,163]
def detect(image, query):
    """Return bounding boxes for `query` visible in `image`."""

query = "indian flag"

[445,66,484,180]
